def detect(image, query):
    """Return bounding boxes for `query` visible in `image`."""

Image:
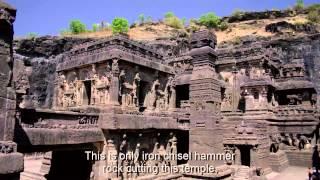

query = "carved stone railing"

[275,105,316,118]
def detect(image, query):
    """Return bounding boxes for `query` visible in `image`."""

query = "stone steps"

[20,171,46,180]
[233,166,250,180]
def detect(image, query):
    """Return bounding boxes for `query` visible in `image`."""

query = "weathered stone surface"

[265,21,318,34]
[0,153,23,174]
[3,6,320,179]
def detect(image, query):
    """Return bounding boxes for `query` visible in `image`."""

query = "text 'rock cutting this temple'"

[1,1,320,180]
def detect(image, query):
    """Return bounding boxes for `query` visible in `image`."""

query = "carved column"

[169,86,176,110]
[109,59,120,106]
[235,147,241,165]
[105,139,118,179]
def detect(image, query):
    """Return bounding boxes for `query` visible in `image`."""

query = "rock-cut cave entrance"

[47,150,93,180]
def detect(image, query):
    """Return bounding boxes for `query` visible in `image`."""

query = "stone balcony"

[275,105,317,121]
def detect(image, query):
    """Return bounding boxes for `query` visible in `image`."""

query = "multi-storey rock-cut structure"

[1,2,320,179]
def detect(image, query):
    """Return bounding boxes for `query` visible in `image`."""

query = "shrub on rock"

[69,20,87,34]
[112,17,129,34]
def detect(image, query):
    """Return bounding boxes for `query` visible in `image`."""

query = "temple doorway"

[47,150,92,180]
[239,145,251,166]
[176,85,189,108]
[139,81,148,107]
[83,81,91,105]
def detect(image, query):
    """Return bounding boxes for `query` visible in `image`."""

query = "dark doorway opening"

[239,145,251,166]
[176,85,189,108]
[177,131,189,165]
[139,81,148,108]
[47,150,92,180]
[83,81,91,105]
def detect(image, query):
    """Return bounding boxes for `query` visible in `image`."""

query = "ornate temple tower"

[0,1,23,179]
[187,30,225,166]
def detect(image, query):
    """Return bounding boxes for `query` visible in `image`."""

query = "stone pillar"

[169,86,176,110]
[188,30,224,167]
[260,87,268,108]
[109,59,120,106]
[235,147,241,165]
[105,139,118,179]
[0,1,23,177]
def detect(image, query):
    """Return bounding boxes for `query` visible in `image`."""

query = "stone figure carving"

[0,143,14,153]
[271,94,278,107]
[270,135,280,153]
[287,94,302,105]
[133,143,141,178]
[144,79,160,110]
[222,88,232,110]
[299,135,311,150]
[164,76,176,110]
[91,74,98,105]
[75,79,82,106]
[119,70,137,108]
[133,73,141,107]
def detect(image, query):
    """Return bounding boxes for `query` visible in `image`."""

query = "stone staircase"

[21,171,46,180]
[233,166,250,180]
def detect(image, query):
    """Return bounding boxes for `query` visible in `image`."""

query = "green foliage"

[163,12,184,29]
[188,19,200,32]
[138,14,145,25]
[111,17,129,34]
[26,32,38,39]
[164,12,175,19]
[92,23,99,32]
[295,0,304,10]
[306,4,320,12]
[69,20,87,34]
[165,16,184,29]
[307,7,320,23]
[198,12,221,29]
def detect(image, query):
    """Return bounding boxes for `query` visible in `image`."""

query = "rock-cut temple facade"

[1,1,320,180]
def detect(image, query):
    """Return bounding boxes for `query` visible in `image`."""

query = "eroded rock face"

[14,36,93,58]
[222,9,306,23]
[14,36,93,108]
[265,21,318,34]
[0,0,16,141]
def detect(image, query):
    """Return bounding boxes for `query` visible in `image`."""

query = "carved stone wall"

[0,1,24,177]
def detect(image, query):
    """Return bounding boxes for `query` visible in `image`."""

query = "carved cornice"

[65,35,163,61]
[57,48,174,73]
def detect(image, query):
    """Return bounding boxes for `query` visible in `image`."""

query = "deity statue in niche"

[91,73,98,105]
[75,79,83,106]
[163,76,176,110]
[119,70,132,107]
[119,70,141,108]
[144,79,161,110]
[132,73,141,107]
